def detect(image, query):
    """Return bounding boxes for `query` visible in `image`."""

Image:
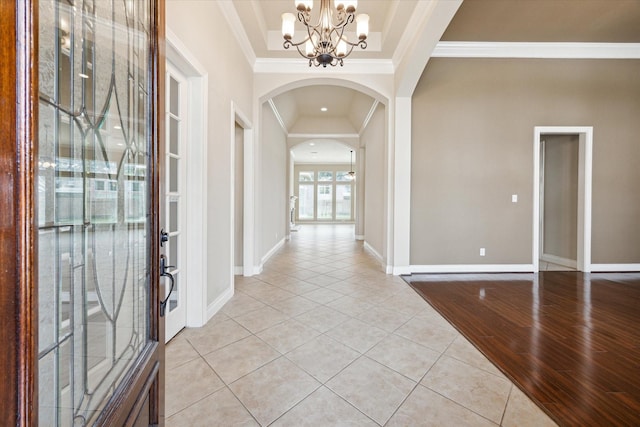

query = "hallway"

[165,225,556,426]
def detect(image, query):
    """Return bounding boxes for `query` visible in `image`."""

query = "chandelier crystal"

[282,0,369,67]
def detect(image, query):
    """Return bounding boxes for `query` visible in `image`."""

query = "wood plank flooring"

[404,272,640,427]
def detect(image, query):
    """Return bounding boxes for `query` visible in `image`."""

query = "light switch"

[511,194,518,203]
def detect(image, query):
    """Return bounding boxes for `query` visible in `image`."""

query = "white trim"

[541,253,578,270]
[206,285,234,321]
[533,127,592,273]
[359,100,380,134]
[355,234,364,241]
[231,104,254,279]
[394,1,462,97]
[249,236,285,275]
[407,264,535,274]
[253,58,394,74]
[590,264,640,272]
[234,266,244,275]
[267,99,288,134]
[166,30,209,329]
[260,237,286,267]
[433,42,640,59]
[392,97,412,274]
[215,0,256,67]
[250,0,269,47]
[243,126,255,277]
[364,241,384,264]
[166,29,208,75]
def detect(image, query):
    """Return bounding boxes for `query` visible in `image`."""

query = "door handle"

[159,254,175,317]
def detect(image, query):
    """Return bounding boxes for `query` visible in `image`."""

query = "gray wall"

[260,104,287,259]
[411,58,640,265]
[543,134,578,261]
[362,103,386,258]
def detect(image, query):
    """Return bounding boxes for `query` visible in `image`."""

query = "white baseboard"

[206,285,234,322]
[254,237,285,275]
[541,253,577,269]
[392,266,412,275]
[355,234,364,241]
[590,263,640,272]
[234,266,244,275]
[364,241,384,263]
[406,264,535,274]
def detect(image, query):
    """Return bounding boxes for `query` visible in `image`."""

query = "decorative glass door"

[164,63,187,341]
[37,0,160,425]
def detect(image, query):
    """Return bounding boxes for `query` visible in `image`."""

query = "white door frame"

[167,29,209,327]
[533,126,592,272]
[164,61,189,341]
[230,104,254,277]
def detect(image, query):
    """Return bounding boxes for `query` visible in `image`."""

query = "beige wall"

[411,58,640,265]
[260,104,287,258]
[543,134,578,261]
[362,103,386,258]
[167,1,254,304]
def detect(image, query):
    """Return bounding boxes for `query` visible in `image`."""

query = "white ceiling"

[291,139,355,164]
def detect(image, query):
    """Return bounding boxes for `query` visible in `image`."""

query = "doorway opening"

[533,127,593,272]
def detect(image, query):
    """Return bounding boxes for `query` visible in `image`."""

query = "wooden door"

[0,0,165,425]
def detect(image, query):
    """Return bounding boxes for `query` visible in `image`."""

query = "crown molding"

[216,0,256,67]
[359,99,379,134]
[267,99,288,135]
[433,42,640,59]
[253,58,394,74]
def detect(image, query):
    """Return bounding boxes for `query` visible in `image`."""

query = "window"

[317,184,333,219]
[298,184,314,219]
[335,184,351,219]
[294,165,355,222]
[318,171,333,181]
[299,171,314,182]
[336,171,351,181]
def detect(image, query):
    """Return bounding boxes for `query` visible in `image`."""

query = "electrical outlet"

[512,194,518,203]
[480,247,486,256]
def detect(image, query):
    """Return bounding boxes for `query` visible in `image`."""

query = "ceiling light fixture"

[348,150,355,180]
[320,107,328,112]
[282,0,369,68]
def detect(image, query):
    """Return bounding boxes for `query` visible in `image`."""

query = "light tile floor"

[166,224,558,426]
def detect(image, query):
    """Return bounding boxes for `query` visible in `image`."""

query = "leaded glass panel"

[37,0,152,425]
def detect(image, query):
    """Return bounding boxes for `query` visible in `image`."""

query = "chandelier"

[282,0,369,67]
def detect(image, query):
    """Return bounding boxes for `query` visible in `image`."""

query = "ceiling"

[232,0,419,60]
[291,139,355,164]
[230,0,640,163]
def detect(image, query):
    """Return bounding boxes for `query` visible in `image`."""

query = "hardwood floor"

[404,272,640,427]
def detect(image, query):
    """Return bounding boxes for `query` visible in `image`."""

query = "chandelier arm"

[282,1,366,67]
[332,12,354,31]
